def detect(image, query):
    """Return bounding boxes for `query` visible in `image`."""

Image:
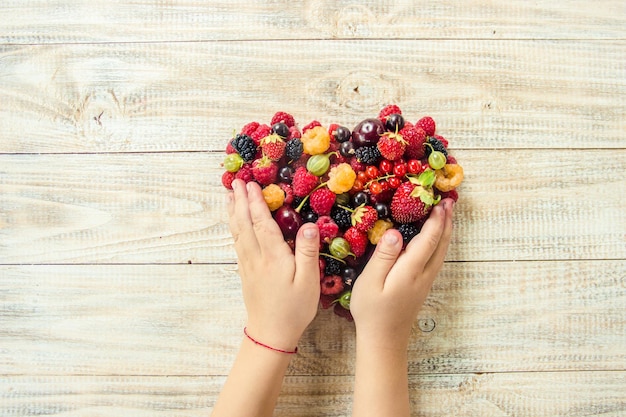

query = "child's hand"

[227,179,321,352]
[350,199,455,351]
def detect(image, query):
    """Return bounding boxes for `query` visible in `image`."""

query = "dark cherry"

[352,191,369,207]
[274,206,303,239]
[303,211,318,223]
[385,114,405,132]
[272,122,290,138]
[339,141,355,157]
[278,166,294,183]
[374,202,390,219]
[352,118,385,148]
[334,126,351,142]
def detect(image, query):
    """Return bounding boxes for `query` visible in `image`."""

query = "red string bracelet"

[243,327,298,355]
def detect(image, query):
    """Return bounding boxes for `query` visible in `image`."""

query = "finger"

[245,181,289,252]
[358,229,403,290]
[402,202,446,273]
[293,224,320,284]
[423,199,455,276]
[230,179,260,254]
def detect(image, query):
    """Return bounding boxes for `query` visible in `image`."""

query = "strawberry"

[377,131,407,161]
[416,116,436,136]
[343,227,368,257]
[310,188,336,216]
[351,205,378,232]
[261,133,286,161]
[402,126,427,160]
[390,170,440,224]
[252,156,278,186]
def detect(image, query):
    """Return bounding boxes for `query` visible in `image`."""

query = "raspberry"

[327,123,339,139]
[439,189,459,202]
[402,126,427,160]
[320,275,344,296]
[278,183,294,204]
[355,145,381,165]
[252,156,278,185]
[398,223,420,246]
[288,126,301,140]
[285,138,304,162]
[301,125,331,155]
[234,163,253,183]
[261,134,286,161]
[221,171,235,190]
[231,134,257,162]
[292,167,319,197]
[302,120,322,133]
[316,216,339,243]
[225,141,236,154]
[377,132,407,161]
[367,219,394,244]
[416,116,436,136]
[425,136,448,157]
[446,155,457,164]
[331,206,352,229]
[271,112,295,128]
[320,293,335,309]
[250,124,271,144]
[327,163,356,194]
[310,188,336,216]
[262,184,285,211]
[241,121,260,136]
[378,104,402,123]
[351,205,378,232]
[343,227,368,257]
[349,158,365,173]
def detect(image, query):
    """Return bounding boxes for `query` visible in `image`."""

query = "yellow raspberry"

[301,126,330,155]
[367,219,394,244]
[327,163,356,194]
[262,184,285,211]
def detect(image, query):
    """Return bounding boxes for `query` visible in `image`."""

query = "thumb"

[359,229,403,289]
[293,224,320,283]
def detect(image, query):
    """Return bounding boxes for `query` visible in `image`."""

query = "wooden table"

[1,1,624,415]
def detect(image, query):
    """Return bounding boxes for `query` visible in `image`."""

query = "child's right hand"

[350,199,455,351]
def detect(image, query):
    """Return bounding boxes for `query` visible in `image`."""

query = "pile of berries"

[221,105,464,321]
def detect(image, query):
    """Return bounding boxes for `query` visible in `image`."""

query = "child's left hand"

[227,179,321,352]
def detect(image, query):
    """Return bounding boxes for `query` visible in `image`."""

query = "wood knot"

[417,317,436,333]
[74,89,132,150]
[331,71,399,112]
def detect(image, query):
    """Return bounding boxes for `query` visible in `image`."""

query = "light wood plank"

[0,150,624,264]
[1,0,624,43]
[0,262,623,376]
[1,372,625,416]
[0,40,624,153]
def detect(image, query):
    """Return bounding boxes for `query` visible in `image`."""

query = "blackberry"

[355,145,381,165]
[231,134,257,162]
[398,223,420,246]
[324,257,343,276]
[285,138,303,161]
[331,206,352,229]
[292,196,311,213]
[425,136,448,158]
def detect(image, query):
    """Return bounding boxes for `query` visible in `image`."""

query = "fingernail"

[232,180,239,191]
[303,227,318,239]
[383,232,399,245]
[246,181,253,191]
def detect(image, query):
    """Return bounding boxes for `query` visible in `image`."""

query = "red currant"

[357,171,368,183]
[352,179,364,192]
[407,159,422,174]
[365,165,380,180]
[379,180,389,191]
[369,181,383,194]
[379,159,393,175]
[393,162,407,178]
[388,176,401,189]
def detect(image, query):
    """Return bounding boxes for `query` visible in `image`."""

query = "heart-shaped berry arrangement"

[221,105,463,321]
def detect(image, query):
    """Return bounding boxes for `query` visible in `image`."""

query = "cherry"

[274,206,303,239]
[352,118,385,148]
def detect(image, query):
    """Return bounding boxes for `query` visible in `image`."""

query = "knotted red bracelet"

[243,327,298,354]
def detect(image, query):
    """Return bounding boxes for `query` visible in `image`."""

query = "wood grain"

[0,262,623,376]
[1,151,624,264]
[0,40,624,153]
[1,372,624,416]
[1,0,624,43]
